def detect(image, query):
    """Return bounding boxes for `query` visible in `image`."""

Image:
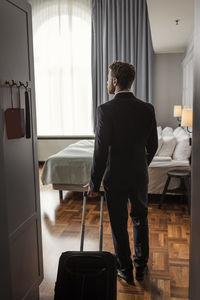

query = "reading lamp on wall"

[173,105,182,126]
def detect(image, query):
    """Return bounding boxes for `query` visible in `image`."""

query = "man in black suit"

[86,61,158,284]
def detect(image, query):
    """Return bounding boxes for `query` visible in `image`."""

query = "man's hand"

[83,183,99,198]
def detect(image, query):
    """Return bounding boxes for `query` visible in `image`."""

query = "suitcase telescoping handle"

[80,191,104,252]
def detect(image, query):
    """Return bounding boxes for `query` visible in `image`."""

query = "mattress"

[41,140,189,186]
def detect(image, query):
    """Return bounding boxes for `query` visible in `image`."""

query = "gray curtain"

[92,0,154,127]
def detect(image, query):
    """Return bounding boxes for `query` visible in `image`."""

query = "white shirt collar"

[115,90,132,95]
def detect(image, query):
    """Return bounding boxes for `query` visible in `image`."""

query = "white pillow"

[155,135,163,155]
[157,126,162,136]
[174,127,190,141]
[157,135,177,157]
[173,126,184,137]
[162,127,174,136]
[173,131,191,161]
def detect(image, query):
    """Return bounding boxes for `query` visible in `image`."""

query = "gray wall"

[153,53,184,129]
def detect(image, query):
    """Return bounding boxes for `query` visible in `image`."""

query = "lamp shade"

[181,108,193,127]
[173,105,182,117]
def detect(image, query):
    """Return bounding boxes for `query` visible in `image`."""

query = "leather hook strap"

[10,85,14,109]
[17,85,21,108]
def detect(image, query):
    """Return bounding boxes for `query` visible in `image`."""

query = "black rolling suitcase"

[54,191,117,300]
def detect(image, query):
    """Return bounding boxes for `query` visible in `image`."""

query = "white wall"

[153,53,184,129]
[37,139,78,161]
[37,137,94,161]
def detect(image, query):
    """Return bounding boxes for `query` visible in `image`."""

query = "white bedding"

[152,156,171,162]
[41,140,94,185]
[41,140,189,185]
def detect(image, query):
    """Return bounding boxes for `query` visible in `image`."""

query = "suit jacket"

[90,92,158,192]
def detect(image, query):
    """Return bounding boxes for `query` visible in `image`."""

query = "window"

[30,0,92,135]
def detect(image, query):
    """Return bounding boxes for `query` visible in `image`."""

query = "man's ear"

[113,77,117,87]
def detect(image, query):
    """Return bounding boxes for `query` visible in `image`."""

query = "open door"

[0,0,43,299]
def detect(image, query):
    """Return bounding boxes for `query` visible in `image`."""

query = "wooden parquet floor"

[39,169,190,300]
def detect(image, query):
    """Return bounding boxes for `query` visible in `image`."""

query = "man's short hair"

[109,61,135,90]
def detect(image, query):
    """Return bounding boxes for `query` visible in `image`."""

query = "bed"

[41,139,190,201]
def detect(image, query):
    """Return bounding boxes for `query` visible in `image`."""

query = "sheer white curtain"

[29,0,92,135]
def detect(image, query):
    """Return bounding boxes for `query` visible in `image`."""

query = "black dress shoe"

[117,269,134,285]
[135,266,148,281]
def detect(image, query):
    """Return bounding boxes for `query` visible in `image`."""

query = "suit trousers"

[104,182,149,272]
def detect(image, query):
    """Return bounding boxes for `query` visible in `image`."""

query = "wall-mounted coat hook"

[12,80,17,86]
[24,81,29,89]
[5,80,29,89]
[5,80,16,87]
[19,81,29,89]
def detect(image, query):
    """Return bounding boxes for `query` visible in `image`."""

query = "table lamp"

[173,105,182,126]
[181,108,193,148]
[181,108,193,130]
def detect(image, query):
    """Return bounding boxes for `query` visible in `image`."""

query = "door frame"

[189,0,200,299]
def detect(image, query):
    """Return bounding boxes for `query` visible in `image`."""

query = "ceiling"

[146,0,194,53]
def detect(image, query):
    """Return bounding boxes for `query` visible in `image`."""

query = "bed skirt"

[148,166,191,194]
